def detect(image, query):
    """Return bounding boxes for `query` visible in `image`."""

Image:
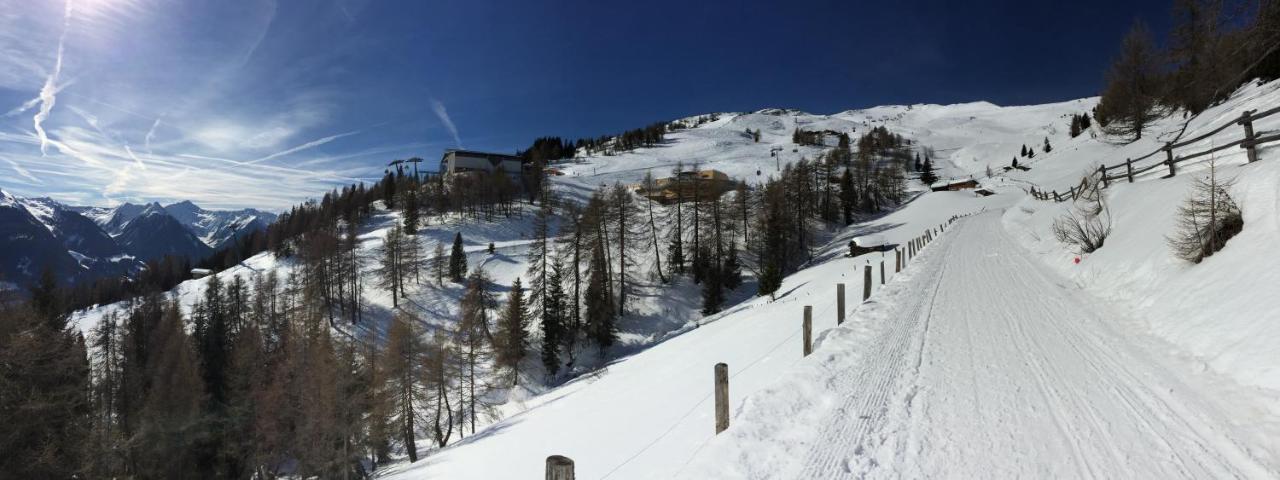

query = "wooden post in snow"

[863,265,872,301]
[1126,158,1134,183]
[546,455,575,480]
[880,260,885,285]
[714,363,729,434]
[1241,110,1259,163]
[895,249,901,273]
[836,284,846,325]
[802,306,813,357]
[1099,165,1109,188]
[1165,143,1176,177]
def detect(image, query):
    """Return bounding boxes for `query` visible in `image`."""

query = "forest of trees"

[1095,0,1280,141]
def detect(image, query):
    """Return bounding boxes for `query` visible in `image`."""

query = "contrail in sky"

[34,0,75,156]
[431,98,462,148]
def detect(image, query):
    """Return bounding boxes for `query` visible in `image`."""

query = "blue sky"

[0,0,1170,210]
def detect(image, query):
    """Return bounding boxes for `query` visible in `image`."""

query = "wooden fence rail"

[1029,106,1280,203]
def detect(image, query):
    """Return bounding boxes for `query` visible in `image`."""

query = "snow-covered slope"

[1003,79,1280,393]
[551,99,1093,202]
[66,79,1280,478]
[377,190,1012,480]
[0,189,143,285]
[163,200,277,249]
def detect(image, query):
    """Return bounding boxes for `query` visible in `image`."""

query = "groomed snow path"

[784,212,1275,479]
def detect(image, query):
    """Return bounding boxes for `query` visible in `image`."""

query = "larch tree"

[382,311,423,462]
[1095,21,1163,141]
[642,171,667,283]
[495,277,528,385]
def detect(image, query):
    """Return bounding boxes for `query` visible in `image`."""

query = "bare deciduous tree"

[1167,160,1242,263]
[1053,173,1112,253]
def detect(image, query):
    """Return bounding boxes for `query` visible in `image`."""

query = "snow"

[380,80,1280,478]
[1000,79,1280,394]
[379,190,1012,480]
[61,78,1280,478]
[683,213,1279,478]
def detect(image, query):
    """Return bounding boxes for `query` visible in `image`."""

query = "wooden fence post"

[880,261,885,285]
[1099,165,1109,188]
[1069,186,1077,200]
[1165,143,1176,177]
[836,284,845,325]
[714,363,729,434]
[802,307,813,356]
[1241,109,1259,163]
[863,265,872,301]
[895,248,901,273]
[1126,158,1134,183]
[547,455,575,480]
[1053,190,1060,202]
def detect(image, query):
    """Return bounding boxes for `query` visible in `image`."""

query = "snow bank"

[1002,80,1280,393]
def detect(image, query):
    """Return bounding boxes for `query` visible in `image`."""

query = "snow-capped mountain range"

[0,191,275,287]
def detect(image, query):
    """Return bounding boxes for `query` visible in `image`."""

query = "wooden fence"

[1029,105,1280,203]
[544,212,982,478]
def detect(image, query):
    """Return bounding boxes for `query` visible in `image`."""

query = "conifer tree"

[584,241,616,352]
[723,242,742,291]
[839,168,856,225]
[758,261,782,299]
[457,268,496,434]
[432,242,447,287]
[496,277,528,385]
[700,256,724,316]
[449,232,468,282]
[1095,21,1162,141]
[540,260,567,376]
[381,311,422,462]
[920,157,939,186]
[130,300,204,478]
[403,185,420,234]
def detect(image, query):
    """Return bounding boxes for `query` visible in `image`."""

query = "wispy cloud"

[431,98,462,148]
[5,96,42,118]
[143,117,161,153]
[249,129,360,165]
[34,0,75,155]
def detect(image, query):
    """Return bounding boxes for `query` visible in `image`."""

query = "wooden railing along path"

[1030,106,1280,202]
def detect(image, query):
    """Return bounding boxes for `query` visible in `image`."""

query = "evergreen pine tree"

[839,168,856,225]
[449,232,467,282]
[403,186,420,234]
[584,242,616,352]
[757,261,782,299]
[540,260,567,376]
[920,157,939,186]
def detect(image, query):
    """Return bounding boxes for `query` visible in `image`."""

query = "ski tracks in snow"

[714,212,1278,479]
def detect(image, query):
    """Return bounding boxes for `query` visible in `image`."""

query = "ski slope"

[684,213,1279,479]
